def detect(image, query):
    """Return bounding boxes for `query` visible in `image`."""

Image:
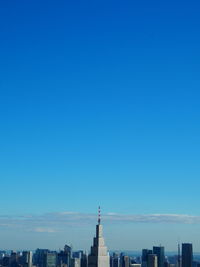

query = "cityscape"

[0,208,198,267]
[1,1,200,267]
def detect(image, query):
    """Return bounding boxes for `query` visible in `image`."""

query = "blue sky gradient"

[0,0,200,250]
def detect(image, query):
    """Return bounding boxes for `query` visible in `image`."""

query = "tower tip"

[98,206,101,224]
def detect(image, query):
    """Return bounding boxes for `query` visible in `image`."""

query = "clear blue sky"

[0,0,200,251]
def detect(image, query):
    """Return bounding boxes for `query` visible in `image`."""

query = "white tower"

[88,207,110,267]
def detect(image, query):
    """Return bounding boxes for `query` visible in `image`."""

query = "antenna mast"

[98,206,101,224]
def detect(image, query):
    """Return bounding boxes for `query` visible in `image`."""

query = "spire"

[98,206,101,224]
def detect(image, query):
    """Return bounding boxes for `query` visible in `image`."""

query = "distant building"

[153,247,164,267]
[113,257,120,267]
[142,249,152,267]
[80,253,88,267]
[71,258,81,267]
[73,252,83,259]
[2,256,9,266]
[64,245,72,267]
[33,249,49,267]
[0,252,6,260]
[147,254,158,267]
[44,253,57,267]
[182,243,193,267]
[88,207,110,267]
[121,256,129,267]
[9,252,20,267]
[58,245,72,267]
[21,251,32,267]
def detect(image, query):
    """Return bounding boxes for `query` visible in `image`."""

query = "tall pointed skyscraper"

[88,207,110,267]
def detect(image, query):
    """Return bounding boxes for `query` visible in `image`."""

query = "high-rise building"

[121,256,130,267]
[44,253,57,267]
[33,249,49,267]
[64,245,72,267]
[9,252,20,267]
[110,253,120,267]
[142,249,152,267]
[147,255,157,267]
[153,247,164,267]
[21,252,32,267]
[81,253,88,267]
[88,207,110,267]
[71,258,81,267]
[57,245,72,267]
[182,243,193,267]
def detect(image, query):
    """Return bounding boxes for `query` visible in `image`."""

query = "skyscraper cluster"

[109,243,195,267]
[140,243,194,267]
[0,211,198,267]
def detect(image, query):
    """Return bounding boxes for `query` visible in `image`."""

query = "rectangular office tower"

[142,249,152,267]
[153,247,164,267]
[182,243,193,267]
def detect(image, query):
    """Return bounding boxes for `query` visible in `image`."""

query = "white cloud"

[33,227,57,233]
[0,212,200,233]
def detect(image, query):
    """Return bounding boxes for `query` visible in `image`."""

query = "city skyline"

[0,209,199,252]
[1,0,200,252]
[0,213,198,267]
